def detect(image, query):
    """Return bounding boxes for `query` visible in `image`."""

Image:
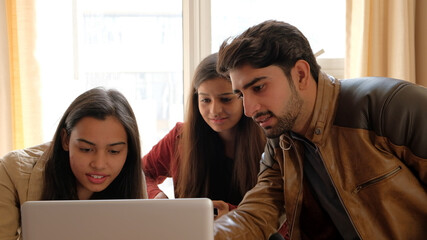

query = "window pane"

[36,0,183,154]
[211,0,345,58]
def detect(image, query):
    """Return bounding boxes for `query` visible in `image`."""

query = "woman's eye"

[109,150,120,155]
[200,98,211,103]
[79,148,92,153]
[221,97,232,103]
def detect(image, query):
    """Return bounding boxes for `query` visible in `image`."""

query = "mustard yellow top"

[0,143,49,240]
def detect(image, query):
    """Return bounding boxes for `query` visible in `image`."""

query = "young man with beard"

[213,20,427,240]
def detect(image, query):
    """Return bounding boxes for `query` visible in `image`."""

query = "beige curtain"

[346,0,427,86]
[0,0,12,156]
[415,0,427,86]
[0,0,42,156]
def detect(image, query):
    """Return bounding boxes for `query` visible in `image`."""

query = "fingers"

[212,200,228,210]
[212,200,230,220]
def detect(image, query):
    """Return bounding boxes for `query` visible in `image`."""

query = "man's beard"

[261,88,303,138]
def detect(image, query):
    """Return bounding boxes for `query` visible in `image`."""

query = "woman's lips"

[210,117,227,124]
[86,174,108,184]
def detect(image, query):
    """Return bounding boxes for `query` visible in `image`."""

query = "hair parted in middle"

[175,53,266,201]
[42,87,145,200]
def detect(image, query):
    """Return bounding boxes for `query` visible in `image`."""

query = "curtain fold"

[0,0,13,156]
[346,0,426,86]
[3,0,42,153]
[415,0,427,86]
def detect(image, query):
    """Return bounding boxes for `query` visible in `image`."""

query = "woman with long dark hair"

[143,52,265,212]
[0,87,147,239]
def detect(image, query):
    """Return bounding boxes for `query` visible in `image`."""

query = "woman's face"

[62,116,128,200]
[198,77,243,136]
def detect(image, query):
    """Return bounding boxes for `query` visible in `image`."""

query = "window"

[211,0,346,78]
[36,0,183,154]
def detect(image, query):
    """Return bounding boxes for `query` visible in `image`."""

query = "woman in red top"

[142,53,288,239]
[142,53,263,207]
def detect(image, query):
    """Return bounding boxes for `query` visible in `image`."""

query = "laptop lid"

[21,198,213,240]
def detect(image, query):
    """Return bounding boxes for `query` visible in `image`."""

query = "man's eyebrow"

[233,76,267,94]
[77,139,126,147]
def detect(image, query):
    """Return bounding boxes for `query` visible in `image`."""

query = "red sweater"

[142,122,182,199]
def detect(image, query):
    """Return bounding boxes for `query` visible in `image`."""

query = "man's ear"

[293,59,311,90]
[61,129,70,151]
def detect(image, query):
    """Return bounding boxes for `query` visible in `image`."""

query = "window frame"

[182,0,211,109]
[183,0,345,103]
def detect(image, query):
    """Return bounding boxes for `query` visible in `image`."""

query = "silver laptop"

[21,198,213,240]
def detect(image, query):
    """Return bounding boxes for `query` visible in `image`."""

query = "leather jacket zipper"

[317,149,362,239]
[353,166,402,193]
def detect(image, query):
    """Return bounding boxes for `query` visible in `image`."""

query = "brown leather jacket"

[214,73,427,240]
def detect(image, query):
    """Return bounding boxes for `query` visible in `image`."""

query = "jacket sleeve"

[337,78,427,185]
[0,153,21,240]
[142,122,182,198]
[214,141,285,240]
[381,82,427,184]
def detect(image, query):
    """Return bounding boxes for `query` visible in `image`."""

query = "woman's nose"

[210,101,222,115]
[90,152,107,169]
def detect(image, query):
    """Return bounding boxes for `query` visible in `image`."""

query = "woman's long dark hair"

[175,53,266,201]
[41,87,145,200]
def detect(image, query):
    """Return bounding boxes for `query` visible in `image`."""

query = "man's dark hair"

[217,20,321,82]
